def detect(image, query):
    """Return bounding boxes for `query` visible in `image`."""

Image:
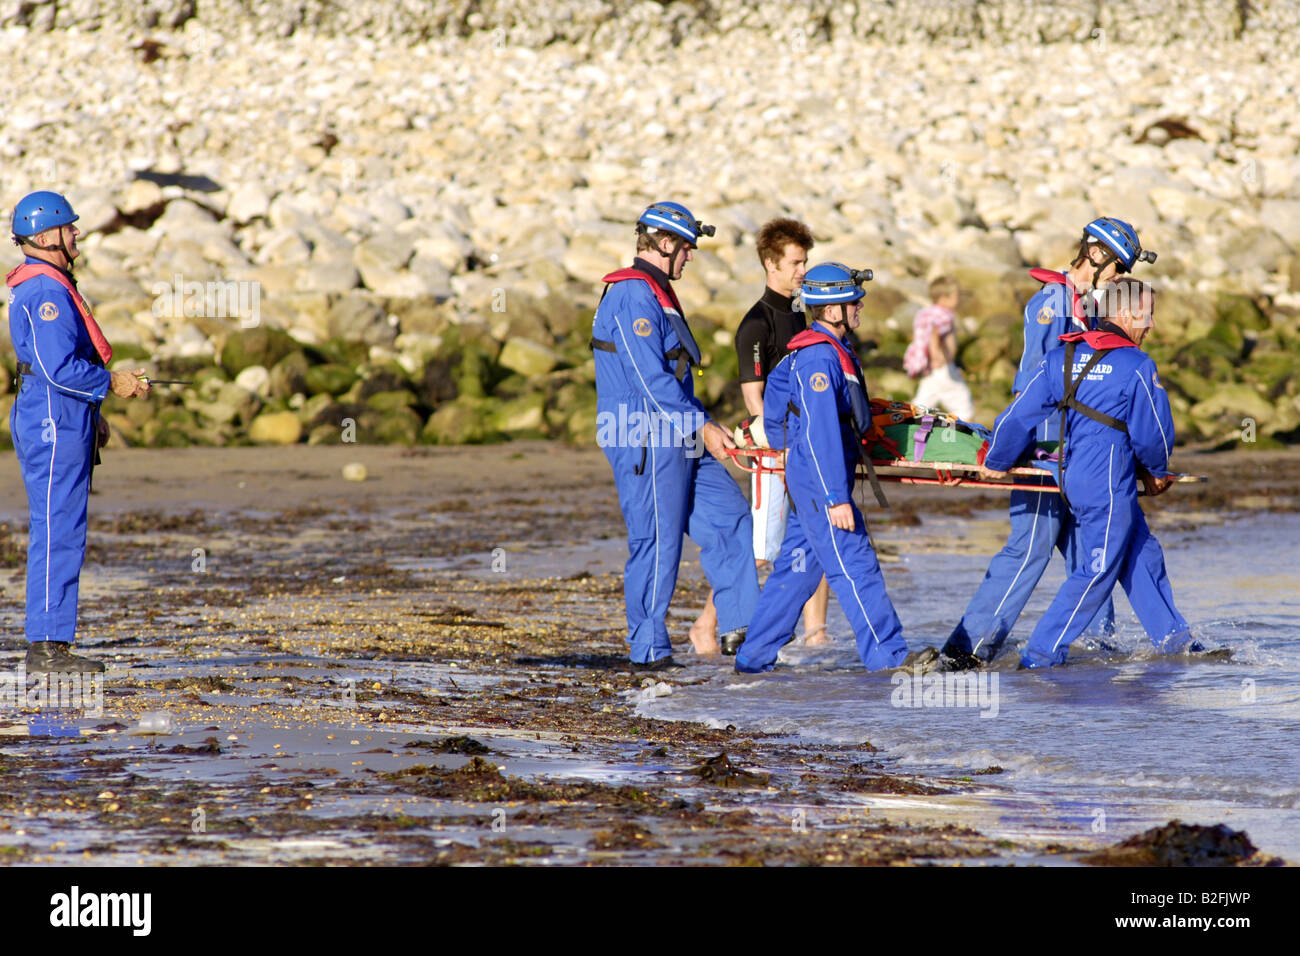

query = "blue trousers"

[737,480,907,673]
[604,426,759,664]
[1022,487,1190,668]
[945,489,1114,662]
[12,392,96,643]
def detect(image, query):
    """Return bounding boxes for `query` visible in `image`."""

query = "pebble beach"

[1,0,1299,872]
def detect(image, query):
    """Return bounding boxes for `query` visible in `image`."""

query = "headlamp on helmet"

[800,262,871,305]
[637,201,712,246]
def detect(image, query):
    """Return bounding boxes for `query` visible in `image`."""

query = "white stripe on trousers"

[974,494,1045,655]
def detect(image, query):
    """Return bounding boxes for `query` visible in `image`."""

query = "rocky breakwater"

[0,2,1298,452]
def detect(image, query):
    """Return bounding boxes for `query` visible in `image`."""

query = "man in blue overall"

[980,277,1193,667]
[591,201,759,671]
[736,263,935,674]
[941,218,1156,667]
[8,191,150,675]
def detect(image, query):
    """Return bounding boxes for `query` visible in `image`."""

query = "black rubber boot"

[939,640,984,671]
[25,641,105,675]
[1185,641,1233,661]
[895,646,941,673]
[630,656,684,674]
[719,628,746,656]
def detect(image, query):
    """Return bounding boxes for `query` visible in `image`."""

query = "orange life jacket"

[6,262,112,364]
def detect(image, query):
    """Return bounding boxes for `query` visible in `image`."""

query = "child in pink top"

[905,276,974,420]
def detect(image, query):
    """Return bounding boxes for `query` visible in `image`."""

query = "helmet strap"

[820,304,849,335]
[1076,238,1119,292]
[664,235,689,277]
[17,229,74,272]
[58,230,75,272]
[1090,249,1122,289]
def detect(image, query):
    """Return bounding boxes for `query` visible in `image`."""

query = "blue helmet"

[637,201,715,246]
[11,190,78,237]
[1083,217,1156,272]
[800,262,873,305]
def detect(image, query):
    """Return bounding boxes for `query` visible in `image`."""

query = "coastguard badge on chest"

[809,372,830,392]
[633,318,652,337]
[39,302,59,321]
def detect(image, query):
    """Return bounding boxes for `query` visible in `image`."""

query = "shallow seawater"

[639,510,1300,859]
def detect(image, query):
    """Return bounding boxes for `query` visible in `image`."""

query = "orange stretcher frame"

[724,447,1205,506]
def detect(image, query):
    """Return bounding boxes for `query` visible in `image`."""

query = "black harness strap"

[588,335,690,382]
[857,446,890,509]
[1060,345,1128,435]
[1058,341,1127,509]
[785,400,853,426]
[784,399,889,509]
[663,346,691,382]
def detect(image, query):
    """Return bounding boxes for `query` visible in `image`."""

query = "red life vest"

[601,268,684,317]
[1058,329,1137,351]
[6,262,113,364]
[1029,267,1088,328]
[785,328,863,384]
[781,328,889,506]
[595,268,698,381]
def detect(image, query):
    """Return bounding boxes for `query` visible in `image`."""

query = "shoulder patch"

[1152,369,1162,390]
[1035,305,1054,325]
[809,371,830,393]
[39,301,59,322]
[632,317,653,337]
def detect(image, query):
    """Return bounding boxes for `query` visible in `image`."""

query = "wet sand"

[0,442,1294,866]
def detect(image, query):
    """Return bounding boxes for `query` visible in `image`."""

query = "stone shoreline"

[1,3,1297,450]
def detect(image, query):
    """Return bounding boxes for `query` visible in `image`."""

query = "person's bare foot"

[689,593,720,655]
[802,624,830,647]
[689,620,720,655]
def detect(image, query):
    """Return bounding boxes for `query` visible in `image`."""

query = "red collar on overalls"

[785,328,863,383]
[1029,267,1088,328]
[1059,329,1138,350]
[602,268,683,315]
[6,262,113,363]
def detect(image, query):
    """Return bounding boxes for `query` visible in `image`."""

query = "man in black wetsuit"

[690,218,831,654]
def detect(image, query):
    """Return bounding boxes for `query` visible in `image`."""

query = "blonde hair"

[929,275,959,301]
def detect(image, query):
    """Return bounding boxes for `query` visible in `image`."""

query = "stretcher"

[725,399,1204,503]
[725,446,1204,495]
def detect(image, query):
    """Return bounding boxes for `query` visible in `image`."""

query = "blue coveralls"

[592,261,759,664]
[735,322,909,673]
[7,258,111,645]
[983,329,1191,667]
[944,273,1114,662]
